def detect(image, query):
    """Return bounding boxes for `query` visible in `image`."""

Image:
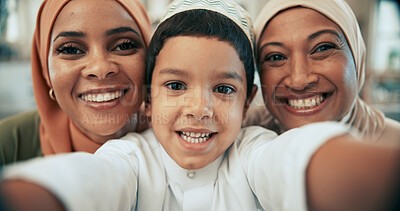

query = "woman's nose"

[82,52,119,79]
[283,55,318,90]
[182,88,214,120]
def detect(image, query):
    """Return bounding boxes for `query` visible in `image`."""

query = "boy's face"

[147,36,251,170]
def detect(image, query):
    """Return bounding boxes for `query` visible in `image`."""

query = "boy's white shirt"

[2,122,348,211]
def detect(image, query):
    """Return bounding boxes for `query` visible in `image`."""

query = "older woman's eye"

[313,43,336,53]
[214,85,236,94]
[56,43,84,55]
[265,54,286,62]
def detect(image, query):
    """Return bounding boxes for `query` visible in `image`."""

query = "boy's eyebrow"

[159,68,189,77]
[53,31,85,43]
[216,71,243,82]
[105,26,141,38]
[158,69,243,82]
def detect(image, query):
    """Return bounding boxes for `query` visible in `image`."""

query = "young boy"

[1,0,399,211]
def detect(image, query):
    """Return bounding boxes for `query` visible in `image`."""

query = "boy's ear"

[144,96,152,117]
[242,85,258,119]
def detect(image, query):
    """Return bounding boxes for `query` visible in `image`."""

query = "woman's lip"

[80,98,121,110]
[283,92,332,116]
[78,86,130,96]
[285,93,324,100]
[77,86,132,110]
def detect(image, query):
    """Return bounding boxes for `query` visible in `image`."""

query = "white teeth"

[96,94,103,102]
[288,95,325,109]
[103,93,111,101]
[81,90,123,102]
[179,131,212,144]
[305,99,311,107]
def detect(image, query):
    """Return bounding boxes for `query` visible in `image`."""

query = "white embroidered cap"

[158,0,255,50]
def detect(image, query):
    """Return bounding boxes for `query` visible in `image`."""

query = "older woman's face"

[48,0,146,144]
[258,7,357,131]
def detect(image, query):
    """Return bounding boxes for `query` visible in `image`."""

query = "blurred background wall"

[0,0,399,120]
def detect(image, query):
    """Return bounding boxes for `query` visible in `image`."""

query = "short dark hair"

[146,9,255,98]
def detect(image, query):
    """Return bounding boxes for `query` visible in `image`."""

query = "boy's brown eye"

[214,85,235,94]
[166,82,186,90]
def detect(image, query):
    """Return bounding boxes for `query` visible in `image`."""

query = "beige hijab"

[254,0,385,141]
[32,0,152,155]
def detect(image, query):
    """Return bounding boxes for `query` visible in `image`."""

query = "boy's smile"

[147,36,251,170]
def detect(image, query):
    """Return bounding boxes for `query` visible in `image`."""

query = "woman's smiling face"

[257,7,357,130]
[48,0,146,144]
[148,36,250,170]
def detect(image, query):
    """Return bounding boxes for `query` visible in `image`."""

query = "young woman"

[0,0,152,165]
[244,0,400,146]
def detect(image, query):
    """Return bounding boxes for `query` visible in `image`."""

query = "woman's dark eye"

[314,44,336,53]
[214,85,235,94]
[166,82,186,91]
[56,44,83,55]
[265,54,286,62]
[114,40,137,51]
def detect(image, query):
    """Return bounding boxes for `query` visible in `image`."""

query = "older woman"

[244,0,400,146]
[0,0,152,165]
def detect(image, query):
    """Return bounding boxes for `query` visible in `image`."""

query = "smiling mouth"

[79,90,126,103]
[285,93,330,110]
[178,131,215,144]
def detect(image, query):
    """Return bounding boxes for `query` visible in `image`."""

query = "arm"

[1,179,64,211]
[0,138,140,211]
[248,122,399,211]
[307,134,400,211]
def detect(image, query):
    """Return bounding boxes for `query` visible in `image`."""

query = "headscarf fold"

[32,0,152,155]
[254,0,385,141]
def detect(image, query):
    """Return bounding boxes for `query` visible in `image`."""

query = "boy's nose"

[282,56,318,90]
[182,89,214,120]
[82,53,119,80]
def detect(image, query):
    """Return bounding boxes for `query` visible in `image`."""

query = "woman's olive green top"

[0,110,42,166]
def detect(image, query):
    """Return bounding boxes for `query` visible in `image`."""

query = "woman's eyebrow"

[105,26,141,38]
[258,42,283,54]
[53,31,85,43]
[308,29,342,41]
